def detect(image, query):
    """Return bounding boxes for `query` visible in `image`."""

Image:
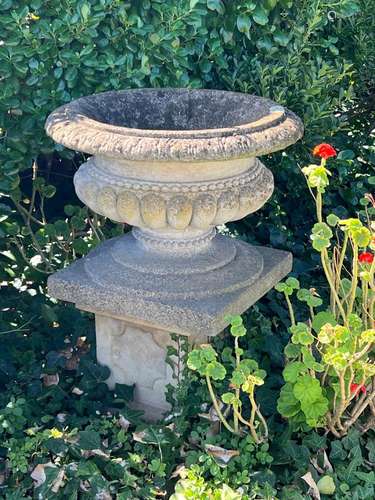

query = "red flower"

[358,252,374,264]
[350,383,366,395]
[313,143,337,159]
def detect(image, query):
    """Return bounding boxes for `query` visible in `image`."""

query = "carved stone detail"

[214,190,240,225]
[132,227,216,251]
[45,89,303,162]
[167,196,193,229]
[140,194,167,229]
[116,191,140,225]
[85,156,263,191]
[97,187,117,220]
[95,315,178,418]
[74,158,274,231]
[191,194,217,229]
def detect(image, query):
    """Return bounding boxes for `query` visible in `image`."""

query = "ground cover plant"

[1,0,375,498]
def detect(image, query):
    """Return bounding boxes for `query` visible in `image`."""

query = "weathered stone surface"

[95,315,178,419]
[45,88,303,418]
[73,156,274,231]
[48,241,292,337]
[45,89,303,161]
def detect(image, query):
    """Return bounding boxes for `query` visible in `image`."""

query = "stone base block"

[95,315,179,420]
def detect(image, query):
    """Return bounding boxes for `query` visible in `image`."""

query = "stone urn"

[45,89,303,418]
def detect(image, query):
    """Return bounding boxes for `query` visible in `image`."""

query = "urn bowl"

[45,89,303,235]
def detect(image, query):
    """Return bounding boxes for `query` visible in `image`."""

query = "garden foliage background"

[0,0,375,498]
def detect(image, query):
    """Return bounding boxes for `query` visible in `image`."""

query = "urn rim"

[45,88,303,162]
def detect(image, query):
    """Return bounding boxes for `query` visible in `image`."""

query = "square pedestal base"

[48,243,292,337]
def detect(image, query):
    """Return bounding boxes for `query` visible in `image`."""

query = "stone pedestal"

[45,89,303,418]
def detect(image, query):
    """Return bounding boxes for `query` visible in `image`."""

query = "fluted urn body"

[45,89,303,417]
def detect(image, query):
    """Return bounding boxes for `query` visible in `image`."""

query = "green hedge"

[0,0,369,187]
[0,0,374,308]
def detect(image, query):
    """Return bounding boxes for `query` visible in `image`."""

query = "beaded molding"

[132,227,216,250]
[79,157,264,193]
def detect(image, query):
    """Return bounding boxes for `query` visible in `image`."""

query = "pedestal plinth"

[48,234,291,416]
[94,316,178,420]
[45,88,303,418]
[48,235,292,337]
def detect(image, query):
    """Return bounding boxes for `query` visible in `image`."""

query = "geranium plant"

[277,143,375,437]
[187,316,267,443]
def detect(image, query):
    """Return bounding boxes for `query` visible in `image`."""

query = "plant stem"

[284,293,296,327]
[27,161,38,221]
[333,370,347,428]
[321,249,347,323]
[314,174,347,323]
[309,305,315,322]
[233,336,240,434]
[11,237,51,274]
[248,391,260,444]
[254,405,268,439]
[347,243,359,317]
[348,365,355,400]
[336,232,349,297]
[348,342,372,366]
[345,390,375,430]
[87,216,102,242]
[205,375,235,434]
[370,295,375,328]
[326,412,342,438]
[316,191,323,223]
[349,382,367,413]
[11,198,44,227]
[10,196,54,272]
[321,365,329,386]
[233,406,254,430]
[362,279,369,329]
